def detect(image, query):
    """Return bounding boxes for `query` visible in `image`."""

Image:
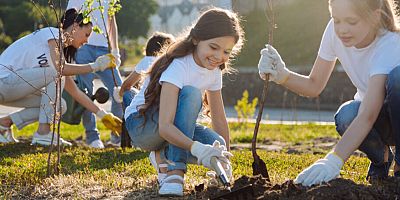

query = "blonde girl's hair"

[329,0,400,33]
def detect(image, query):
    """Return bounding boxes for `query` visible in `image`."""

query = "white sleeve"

[135,57,155,74]
[318,19,337,62]
[42,28,60,41]
[66,0,85,11]
[208,70,222,91]
[370,33,400,76]
[159,59,185,89]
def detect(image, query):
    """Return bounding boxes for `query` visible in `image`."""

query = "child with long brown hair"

[124,7,244,197]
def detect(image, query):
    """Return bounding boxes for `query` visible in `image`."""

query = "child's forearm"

[333,115,375,161]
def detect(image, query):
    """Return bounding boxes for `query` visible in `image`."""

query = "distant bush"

[234,90,258,128]
[0,33,12,53]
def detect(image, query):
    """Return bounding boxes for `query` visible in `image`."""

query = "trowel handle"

[210,157,230,187]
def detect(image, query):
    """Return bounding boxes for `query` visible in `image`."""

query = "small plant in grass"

[234,90,258,129]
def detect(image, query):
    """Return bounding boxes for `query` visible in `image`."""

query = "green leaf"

[92,26,102,34]
[83,17,90,24]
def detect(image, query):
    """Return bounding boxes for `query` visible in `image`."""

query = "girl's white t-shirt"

[125,53,222,119]
[0,27,59,78]
[318,19,400,101]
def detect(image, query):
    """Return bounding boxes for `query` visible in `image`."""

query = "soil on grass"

[193,175,400,200]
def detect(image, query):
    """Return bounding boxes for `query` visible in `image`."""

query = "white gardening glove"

[89,53,116,72]
[258,44,290,84]
[190,141,232,170]
[294,152,344,186]
[206,161,233,186]
[206,142,233,185]
[113,86,122,103]
[111,49,121,67]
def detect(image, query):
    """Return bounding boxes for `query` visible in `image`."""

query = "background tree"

[235,0,330,68]
[0,18,12,52]
[0,1,58,40]
[116,0,158,40]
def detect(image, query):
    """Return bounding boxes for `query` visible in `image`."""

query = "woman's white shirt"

[0,27,59,78]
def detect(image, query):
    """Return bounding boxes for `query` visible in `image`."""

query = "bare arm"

[108,15,118,50]
[119,71,141,96]
[333,75,387,161]
[206,90,230,150]
[159,83,194,150]
[64,76,100,114]
[282,56,336,97]
[48,39,93,76]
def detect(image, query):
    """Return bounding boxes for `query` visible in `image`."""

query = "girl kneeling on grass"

[0,8,121,146]
[258,0,400,186]
[124,8,244,197]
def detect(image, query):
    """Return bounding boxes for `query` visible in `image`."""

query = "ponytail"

[59,8,92,62]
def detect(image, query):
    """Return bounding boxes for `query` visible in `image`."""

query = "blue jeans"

[122,88,138,109]
[125,86,225,172]
[75,44,123,144]
[334,66,400,166]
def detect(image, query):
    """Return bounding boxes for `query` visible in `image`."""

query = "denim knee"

[125,111,165,151]
[386,66,400,103]
[122,88,138,108]
[179,86,202,114]
[334,100,360,136]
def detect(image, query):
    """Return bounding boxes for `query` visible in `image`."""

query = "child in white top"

[113,31,175,107]
[0,8,120,145]
[258,0,400,186]
[124,8,244,197]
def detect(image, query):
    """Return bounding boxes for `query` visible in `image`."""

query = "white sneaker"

[31,132,72,146]
[89,139,105,149]
[149,151,167,184]
[0,133,9,143]
[0,125,18,143]
[106,132,121,147]
[159,175,184,197]
[5,130,19,143]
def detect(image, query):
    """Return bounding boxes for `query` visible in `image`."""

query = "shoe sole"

[32,139,71,146]
[159,193,183,197]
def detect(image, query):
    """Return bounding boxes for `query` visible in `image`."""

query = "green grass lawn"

[229,122,339,143]
[1,122,369,199]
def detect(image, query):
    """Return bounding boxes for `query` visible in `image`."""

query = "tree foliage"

[0,1,58,40]
[0,0,158,44]
[235,0,330,67]
[116,0,158,40]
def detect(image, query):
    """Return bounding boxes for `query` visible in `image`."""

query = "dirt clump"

[194,175,400,199]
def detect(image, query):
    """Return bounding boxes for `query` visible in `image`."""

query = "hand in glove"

[294,152,344,186]
[111,49,121,67]
[113,86,123,103]
[190,140,233,170]
[206,141,233,185]
[89,54,116,72]
[258,44,290,84]
[95,109,122,135]
[206,162,233,186]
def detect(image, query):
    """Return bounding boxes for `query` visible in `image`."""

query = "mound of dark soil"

[193,175,400,200]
